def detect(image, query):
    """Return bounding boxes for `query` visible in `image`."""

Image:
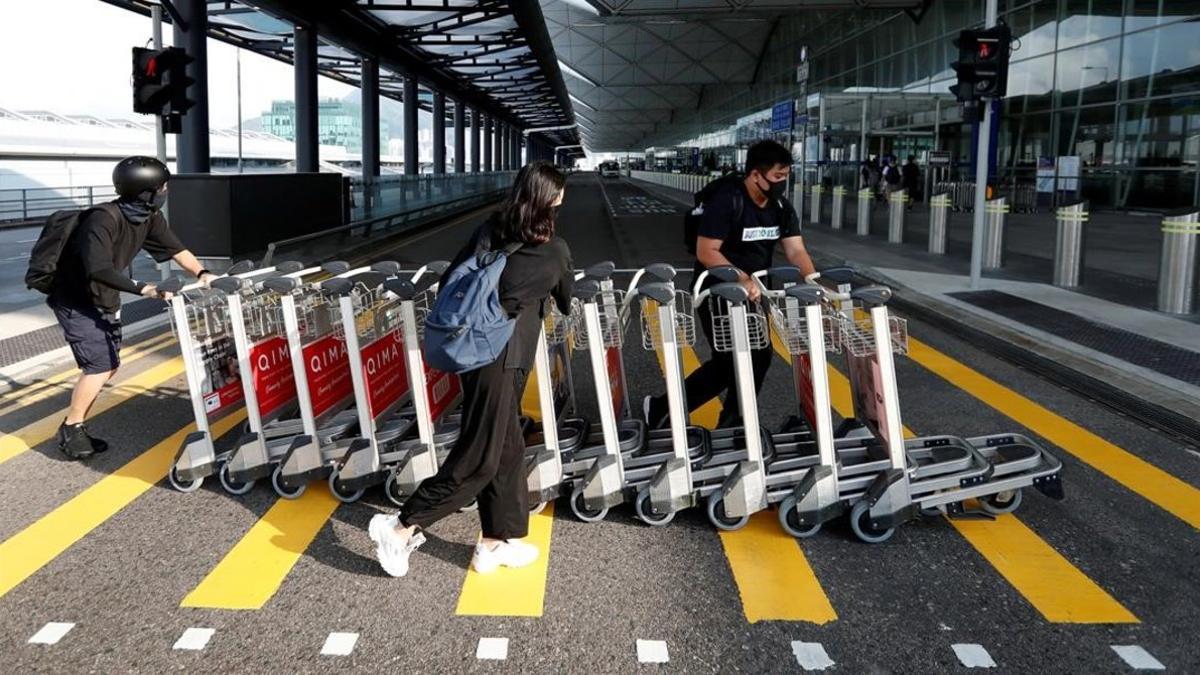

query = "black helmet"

[113,156,170,198]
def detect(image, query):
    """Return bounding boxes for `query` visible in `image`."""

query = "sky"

[0,0,354,128]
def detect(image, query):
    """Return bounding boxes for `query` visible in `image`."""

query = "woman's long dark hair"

[498,161,566,245]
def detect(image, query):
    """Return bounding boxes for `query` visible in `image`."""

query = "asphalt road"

[0,173,1196,673]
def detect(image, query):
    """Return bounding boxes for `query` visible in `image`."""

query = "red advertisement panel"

[198,335,243,417]
[426,365,461,422]
[361,329,409,416]
[303,332,353,419]
[793,353,818,430]
[250,335,295,420]
[605,345,624,420]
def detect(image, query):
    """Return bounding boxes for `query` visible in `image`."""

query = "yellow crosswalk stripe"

[663,336,836,624]
[181,486,341,610]
[769,331,1137,624]
[0,332,174,417]
[455,503,556,617]
[0,355,185,467]
[906,337,1200,531]
[0,410,246,599]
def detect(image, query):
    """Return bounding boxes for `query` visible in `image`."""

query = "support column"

[294,23,319,173]
[361,57,380,213]
[453,99,465,173]
[403,75,418,175]
[483,114,493,171]
[470,108,481,172]
[493,121,503,170]
[432,90,446,174]
[172,0,210,173]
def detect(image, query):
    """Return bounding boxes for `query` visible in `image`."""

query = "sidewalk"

[631,176,1200,446]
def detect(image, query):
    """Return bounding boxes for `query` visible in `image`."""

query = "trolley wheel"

[919,505,946,519]
[271,465,306,500]
[634,490,675,527]
[328,470,365,504]
[979,489,1023,516]
[778,495,821,538]
[168,466,204,493]
[569,487,608,523]
[706,493,750,531]
[529,501,547,515]
[384,471,405,507]
[849,500,895,544]
[218,463,255,496]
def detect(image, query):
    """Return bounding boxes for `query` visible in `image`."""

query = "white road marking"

[320,632,359,656]
[952,643,997,668]
[636,639,669,664]
[1111,645,1165,671]
[475,637,509,661]
[173,627,215,651]
[28,622,75,645]
[791,641,835,671]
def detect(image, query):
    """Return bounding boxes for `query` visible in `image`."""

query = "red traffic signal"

[131,46,195,123]
[951,25,1012,103]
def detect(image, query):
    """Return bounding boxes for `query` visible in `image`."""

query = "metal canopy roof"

[544,0,922,151]
[101,0,578,146]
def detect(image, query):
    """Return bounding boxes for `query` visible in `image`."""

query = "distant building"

[262,99,364,151]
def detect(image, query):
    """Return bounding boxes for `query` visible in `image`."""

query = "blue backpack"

[422,238,523,374]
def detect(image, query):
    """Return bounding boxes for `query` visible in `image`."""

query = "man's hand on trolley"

[140,282,173,302]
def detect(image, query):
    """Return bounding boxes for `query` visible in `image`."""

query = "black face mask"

[757,173,787,201]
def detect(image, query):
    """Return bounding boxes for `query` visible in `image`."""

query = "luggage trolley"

[166,260,278,492]
[827,284,1065,543]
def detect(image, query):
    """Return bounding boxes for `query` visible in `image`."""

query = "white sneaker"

[471,539,539,574]
[369,513,425,578]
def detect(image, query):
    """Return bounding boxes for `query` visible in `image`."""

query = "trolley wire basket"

[169,289,231,342]
[639,290,696,350]
[241,292,285,342]
[572,289,628,349]
[766,296,840,355]
[294,287,342,341]
[838,313,909,357]
[706,297,769,353]
[544,304,573,346]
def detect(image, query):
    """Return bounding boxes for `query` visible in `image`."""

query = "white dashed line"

[636,639,670,664]
[1111,645,1166,671]
[791,641,835,671]
[28,622,75,645]
[952,643,997,668]
[172,627,215,651]
[320,632,359,656]
[476,637,509,661]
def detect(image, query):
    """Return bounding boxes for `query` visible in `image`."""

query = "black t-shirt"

[51,204,185,313]
[693,180,801,281]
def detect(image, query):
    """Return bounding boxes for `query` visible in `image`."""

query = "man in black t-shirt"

[48,156,216,460]
[644,140,817,428]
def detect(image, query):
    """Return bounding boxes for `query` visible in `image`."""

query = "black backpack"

[683,173,793,254]
[25,203,121,295]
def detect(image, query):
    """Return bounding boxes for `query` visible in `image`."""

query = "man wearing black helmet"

[49,156,216,460]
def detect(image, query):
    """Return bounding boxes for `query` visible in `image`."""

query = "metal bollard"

[1053,202,1088,287]
[810,184,823,225]
[791,183,805,228]
[888,189,907,244]
[1157,210,1200,314]
[982,197,1009,270]
[928,193,950,254]
[830,186,846,230]
[856,188,872,236]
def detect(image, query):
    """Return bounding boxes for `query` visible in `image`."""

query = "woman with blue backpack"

[370,161,573,578]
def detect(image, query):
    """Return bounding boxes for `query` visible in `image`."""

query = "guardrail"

[629,170,716,196]
[0,185,119,225]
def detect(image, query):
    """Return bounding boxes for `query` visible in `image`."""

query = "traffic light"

[132,46,194,132]
[950,25,1012,102]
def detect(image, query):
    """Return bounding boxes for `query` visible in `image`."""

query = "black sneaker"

[80,424,109,454]
[58,422,96,460]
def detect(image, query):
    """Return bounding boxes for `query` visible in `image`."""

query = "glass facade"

[667,1,1200,210]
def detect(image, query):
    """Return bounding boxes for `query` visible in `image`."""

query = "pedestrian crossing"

[0,310,1195,666]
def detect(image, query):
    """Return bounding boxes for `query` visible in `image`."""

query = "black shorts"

[50,302,123,374]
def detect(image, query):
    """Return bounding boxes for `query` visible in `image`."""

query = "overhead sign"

[928,151,952,166]
[795,61,810,85]
[771,100,794,132]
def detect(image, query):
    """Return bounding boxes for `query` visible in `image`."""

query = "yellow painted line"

[717,512,837,624]
[782,332,1136,624]
[0,355,185,467]
[181,486,341,610]
[0,332,174,416]
[0,410,246,599]
[906,337,1200,531]
[663,337,835,623]
[455,502,556,617]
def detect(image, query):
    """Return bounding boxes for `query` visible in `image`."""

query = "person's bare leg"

[64,370,114,425]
